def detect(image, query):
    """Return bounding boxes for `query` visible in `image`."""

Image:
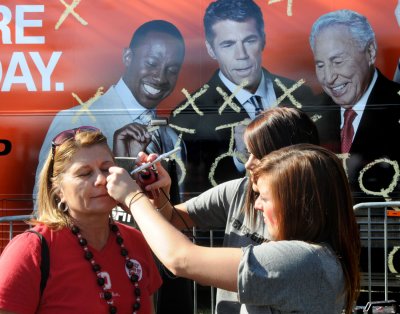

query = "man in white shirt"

[309,9,400,203]
[34,21,191,313]
[35,20,185,201]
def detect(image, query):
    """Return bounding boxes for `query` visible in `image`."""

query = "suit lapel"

[207,71,247,116]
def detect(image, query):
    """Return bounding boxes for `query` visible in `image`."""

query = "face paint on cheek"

[266,209,276,226]
[265,204,279,239]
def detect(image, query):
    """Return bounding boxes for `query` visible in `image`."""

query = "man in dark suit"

[309,9,400,204]
[170,0,315,194]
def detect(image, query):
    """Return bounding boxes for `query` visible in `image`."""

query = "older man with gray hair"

[309,9,400,204]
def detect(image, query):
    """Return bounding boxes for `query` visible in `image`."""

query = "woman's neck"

[72,215,112,251]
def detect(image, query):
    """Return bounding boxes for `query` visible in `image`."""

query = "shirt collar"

[341,69,378,116]
[218,70,267,104]
[114,78,148,111]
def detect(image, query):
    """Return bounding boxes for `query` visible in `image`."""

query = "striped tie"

[139,110,163,154]
[249,95,263,116]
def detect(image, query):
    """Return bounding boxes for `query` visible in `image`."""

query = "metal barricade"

[5,204,400,313]
[0,214,33,246]
[354,201,400,304]
[191,228,224,314]
[0,197,35,253]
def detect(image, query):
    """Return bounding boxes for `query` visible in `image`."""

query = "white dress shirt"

[114,78,151,121]
[340,70,378,141]
[219,71,277,119]
[218,71,276,171]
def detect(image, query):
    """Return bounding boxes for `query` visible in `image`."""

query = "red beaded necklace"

[71,223,141,313]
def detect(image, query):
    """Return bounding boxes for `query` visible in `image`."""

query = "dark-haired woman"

[108,144,360,313]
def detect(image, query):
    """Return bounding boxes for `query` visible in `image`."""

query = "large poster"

[0,1,399,219]
[0,0,400,199]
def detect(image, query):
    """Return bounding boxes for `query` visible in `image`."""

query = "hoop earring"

[57,201,69,213]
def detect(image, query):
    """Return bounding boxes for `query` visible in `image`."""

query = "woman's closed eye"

[77,170,91,177]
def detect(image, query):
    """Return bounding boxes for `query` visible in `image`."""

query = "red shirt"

[0,223,162,314]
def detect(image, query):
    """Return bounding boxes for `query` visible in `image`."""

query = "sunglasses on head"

[52,126,100,149]
[49,126,100,179]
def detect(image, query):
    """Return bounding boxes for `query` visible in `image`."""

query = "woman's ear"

[54,186,65,203]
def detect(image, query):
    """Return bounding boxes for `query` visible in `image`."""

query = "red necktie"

[341,108,357,153]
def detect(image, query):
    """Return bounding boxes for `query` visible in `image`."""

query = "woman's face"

[57,144,117,220]
[254,175,279,240]
[244,143,261,180]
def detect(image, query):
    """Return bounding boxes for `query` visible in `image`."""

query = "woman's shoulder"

[258,240,335,262]
[247,241,340,280]
[226,177,248,187]
[188,177,247,205]
[0,225,55,265]
[215,177,249,194]
[31,223,52,236]
[30,223,71,242]
[269,240,332,251]
[6,224,53,247]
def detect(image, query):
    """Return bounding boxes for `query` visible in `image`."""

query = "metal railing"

[2,201,399,312]
[353,201,400,303]
[0,214,33,241]
[191,228,221,314]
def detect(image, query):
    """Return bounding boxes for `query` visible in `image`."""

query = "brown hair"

[243,107,319,224]
[33,129,111,229]
[253,144,360,314]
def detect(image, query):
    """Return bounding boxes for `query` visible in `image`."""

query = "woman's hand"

[135,152,172,206]
[106,166,142,209]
